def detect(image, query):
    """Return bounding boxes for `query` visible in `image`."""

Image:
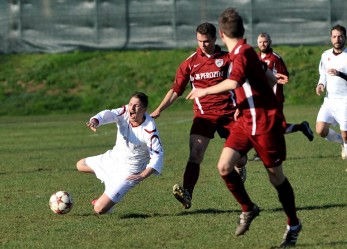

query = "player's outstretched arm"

[151,89,178,118]
[186,79,238,99]
[126,167,156,182]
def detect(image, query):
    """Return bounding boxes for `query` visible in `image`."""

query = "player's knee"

[94,206,106,214]
[217,162,231,176]
[94,204,113,214]
[76,159,86,172]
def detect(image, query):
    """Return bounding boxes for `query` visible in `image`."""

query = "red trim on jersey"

[150,135,161,154]
[118,105,126,116]
[144,128,156,134]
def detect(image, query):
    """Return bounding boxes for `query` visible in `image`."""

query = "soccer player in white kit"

[316,24,347,161]
[76,92,164,214]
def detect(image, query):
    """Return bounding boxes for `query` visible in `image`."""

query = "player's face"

[331,29,346,51]
[257,36,270,53]
[196,32,216,55]
[128,97,146,124]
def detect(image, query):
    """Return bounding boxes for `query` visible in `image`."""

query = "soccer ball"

[49,191,73,214]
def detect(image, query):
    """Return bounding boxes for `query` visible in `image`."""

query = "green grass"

[0,107,346,248]
[0,45,330,115]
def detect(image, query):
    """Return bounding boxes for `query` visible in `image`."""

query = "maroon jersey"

[228,39,281,135]
[172,45,236,116]
[258,48,289,103]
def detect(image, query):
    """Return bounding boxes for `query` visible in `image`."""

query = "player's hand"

[186,88,207,99]
[126,174,145,182]
[327,68,338,76]
[86,118,99,132]
[316,84,325,96]
[275,73,288,84]
[150,109,160,119]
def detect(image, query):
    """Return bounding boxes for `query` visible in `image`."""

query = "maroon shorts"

[225,121,286,168]
[190,114,234,139]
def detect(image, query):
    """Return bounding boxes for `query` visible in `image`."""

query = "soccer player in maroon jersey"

[250,32,314,161]
[186,8,302,248]
[151,22,247,209]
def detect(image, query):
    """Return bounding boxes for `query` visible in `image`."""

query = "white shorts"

[316,97,347,131]
[85,150,140,203]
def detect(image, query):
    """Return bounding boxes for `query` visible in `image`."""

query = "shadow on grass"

[117,203,346,220]
[119,208,237,219]
[270,240,347,249]
[265,203,346,213]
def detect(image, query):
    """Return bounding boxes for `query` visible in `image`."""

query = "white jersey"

[318,47,347,100]
[91,105,164,175]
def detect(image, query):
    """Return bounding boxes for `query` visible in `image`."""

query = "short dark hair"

[331,24,346,37]
[218,8,245,39]
[258,32,271,41]
[131,92,148,108]
[196,22,216,38]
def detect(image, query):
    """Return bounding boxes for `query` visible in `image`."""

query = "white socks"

[325,128,343,143]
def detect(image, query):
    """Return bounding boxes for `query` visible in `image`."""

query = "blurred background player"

[250,32,314,161]
[186,8,302,247]
[316,24,347,161]
[151,22,247,209]
[76,92,164,214]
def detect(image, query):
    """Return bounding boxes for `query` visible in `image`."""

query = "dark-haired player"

[151,22,247,209]
[187,8,302,248]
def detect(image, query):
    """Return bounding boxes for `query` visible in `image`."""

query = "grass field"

[0,106,346,249]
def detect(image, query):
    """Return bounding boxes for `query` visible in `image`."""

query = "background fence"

[1,0,347,53]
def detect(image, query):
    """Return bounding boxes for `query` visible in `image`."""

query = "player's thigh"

[252,132,286,168]
[316,99,335,125]
[76,158,94,173]
[189,134,210,160]
[105,178,138,203]
[334,102,347,131]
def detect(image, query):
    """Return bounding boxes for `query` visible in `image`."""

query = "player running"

[151,22,247,209]
[187,8,302,247]
[76,92,164,214]
[316,24,347,161]
[250,32,314,161]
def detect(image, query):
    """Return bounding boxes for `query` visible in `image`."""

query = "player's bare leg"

[316,121,345,159]
[76,159,95,173]
[92,193,115,214]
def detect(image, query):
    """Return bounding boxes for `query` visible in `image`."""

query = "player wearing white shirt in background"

[316,24,347,162]
[76,92,164,214]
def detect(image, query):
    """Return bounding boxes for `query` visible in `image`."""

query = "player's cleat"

[235,204,260,236]
[279,221,302,248]
[234,165,247,183]
[172,184,191,209]
[341,144,346,160]
[301,121,314,141]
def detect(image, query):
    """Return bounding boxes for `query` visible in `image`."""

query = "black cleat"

[301,121,314,141]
